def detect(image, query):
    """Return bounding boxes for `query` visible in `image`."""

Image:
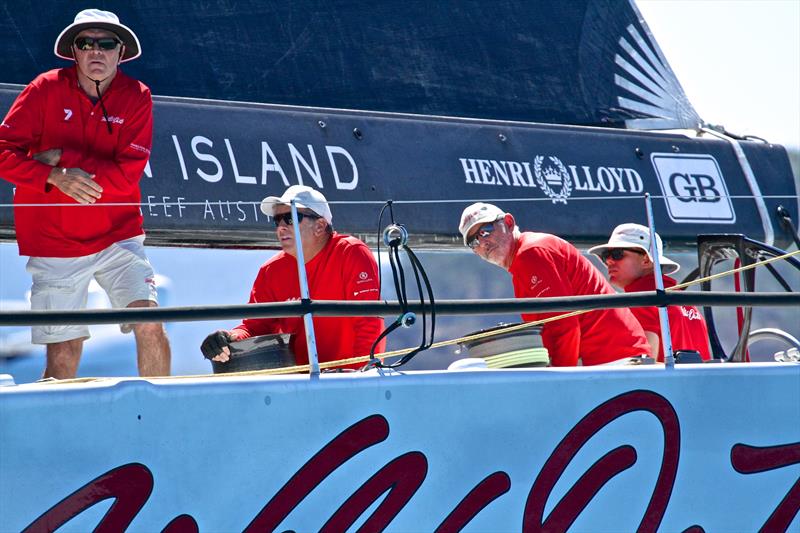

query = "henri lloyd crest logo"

[651,153,735,223]
[533,156,572,204]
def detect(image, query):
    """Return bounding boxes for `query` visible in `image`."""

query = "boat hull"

[2,364,799,531]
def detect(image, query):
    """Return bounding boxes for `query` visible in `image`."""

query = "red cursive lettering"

[523,390,680,532]
[23,463,154,533]
[321,451,427,531]
[245,414,390,531]
[436,472,511,532]
[731,442,800,530]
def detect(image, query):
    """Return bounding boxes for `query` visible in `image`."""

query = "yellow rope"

[33,248,800,383]
[670,248,800,290]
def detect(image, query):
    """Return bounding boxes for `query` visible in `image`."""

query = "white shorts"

[26,236,158,344]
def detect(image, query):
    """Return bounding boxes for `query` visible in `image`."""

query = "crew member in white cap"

[589,223,711,361]
[201,185,385,369]
[0,9,170,379]
[459,203,651,366]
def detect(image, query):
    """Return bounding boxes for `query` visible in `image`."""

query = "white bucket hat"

[55,9,141,63]
[458,202,505,246]
[588,223,680,275]
[260,185,333,225]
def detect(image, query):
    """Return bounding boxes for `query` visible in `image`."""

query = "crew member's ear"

[118,45,125,63]
[503,213,515,229]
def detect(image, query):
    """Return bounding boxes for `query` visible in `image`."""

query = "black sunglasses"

[600,248,645,263]
[74,37,121,51]
[466,222,497,249]
[272,212,321,227]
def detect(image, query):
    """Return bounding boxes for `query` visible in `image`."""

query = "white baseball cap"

[55,9,141,63]
[260,185,333,225]
[588,223,680,274]
[458,202,505,246]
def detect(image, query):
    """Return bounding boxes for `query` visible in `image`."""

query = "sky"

[636,0,800,150]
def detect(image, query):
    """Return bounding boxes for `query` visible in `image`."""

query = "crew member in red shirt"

[0,9,170,379]
[459,203,651,366]
[589,223,711,362]
[201,185,385,369]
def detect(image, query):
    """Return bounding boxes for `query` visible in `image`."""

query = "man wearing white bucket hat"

[459,202,651,366]
[201,185,385,370]
[589,223,711,362]
[0,9,170,379]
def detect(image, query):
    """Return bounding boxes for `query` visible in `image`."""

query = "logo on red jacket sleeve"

[529,274,550,296]
[681,306,702,320]
[63,109,73,121]
[356,271,374,284]
[129,143,151,155]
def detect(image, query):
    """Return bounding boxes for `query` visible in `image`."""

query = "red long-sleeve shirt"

[0,66,152,257]
[625,274,712,362]
[508,233,651,366]
[232,233,386,368]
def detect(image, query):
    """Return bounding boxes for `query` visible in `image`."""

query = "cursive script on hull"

[23,390,800,532]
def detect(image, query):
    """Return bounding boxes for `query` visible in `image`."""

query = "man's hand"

[32,148,62,166]
[201,330,233,362]
[46,166,102,204]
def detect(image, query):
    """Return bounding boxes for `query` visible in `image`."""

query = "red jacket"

[0,66,152,257]
[626,274,712,362]
[508,233,651,366]
[232,233,386,368]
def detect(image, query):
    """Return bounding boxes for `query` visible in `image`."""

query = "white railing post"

[290,200,320,376]
[645,193,675,368]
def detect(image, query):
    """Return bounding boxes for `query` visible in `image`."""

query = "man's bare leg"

[44,338,85,379]
[128,300,171,376]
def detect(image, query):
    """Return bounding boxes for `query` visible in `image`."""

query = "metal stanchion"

[290,199,320,376]
[645,193,675,368]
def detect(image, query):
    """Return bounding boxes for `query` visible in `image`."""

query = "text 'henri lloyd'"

[459,156,643,204]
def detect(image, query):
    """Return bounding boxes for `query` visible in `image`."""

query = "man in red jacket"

[589,223,711,362]
[201,185,385,370]
[0,9,170,379]
[459,202,651,366]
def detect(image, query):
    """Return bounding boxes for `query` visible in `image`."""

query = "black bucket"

[459,323,548,368]
[211,334,294,374]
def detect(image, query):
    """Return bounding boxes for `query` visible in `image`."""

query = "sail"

[0,1,797,248]
[0,0,699,129]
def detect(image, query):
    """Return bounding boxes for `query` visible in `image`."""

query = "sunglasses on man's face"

[600,248,644,263]
[74,37,121,51]
[272,212,321,227]
[466,222,498,249]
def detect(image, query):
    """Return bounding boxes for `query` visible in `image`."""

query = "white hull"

[2,363,799,531]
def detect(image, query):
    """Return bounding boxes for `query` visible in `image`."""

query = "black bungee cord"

[366,201,436,369]
[387,243,435,368]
